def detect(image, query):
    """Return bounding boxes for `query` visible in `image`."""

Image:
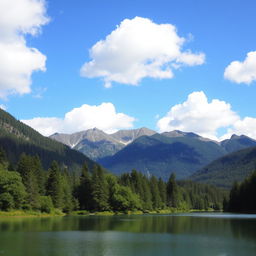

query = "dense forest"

[0,148,227,213]
[225,170,256,213]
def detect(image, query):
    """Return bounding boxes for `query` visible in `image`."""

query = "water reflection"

[0,214,256,256]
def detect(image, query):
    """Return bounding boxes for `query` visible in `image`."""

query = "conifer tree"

[46,161,63,209]
[17,153,40,209]
[158,178,167,208]
[91,165,109,211]
[150,176,161,209]
[77,163,93,210]
[167,173,179,208]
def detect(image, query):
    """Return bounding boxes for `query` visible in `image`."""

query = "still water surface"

[0,213,256,256]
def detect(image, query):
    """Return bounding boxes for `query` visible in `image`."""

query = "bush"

[0,192,14,210]
[39,196,54,213]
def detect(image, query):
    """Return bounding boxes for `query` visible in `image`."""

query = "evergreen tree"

[167,173,179,208]
[61,169,75,213]
[17,153,40,209]
[150,176,161,209]
[46,161,63,209]
[77,163,93,210]
[91,165,109,211]
[0,148,8,170]
[158,178,167,209]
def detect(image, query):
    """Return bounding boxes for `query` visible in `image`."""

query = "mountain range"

[50,127,256,181]
[50,127,156,160]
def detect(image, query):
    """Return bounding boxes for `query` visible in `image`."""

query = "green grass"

[0,209,65,217]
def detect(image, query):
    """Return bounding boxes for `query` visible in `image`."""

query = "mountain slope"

[0,109,95,170]
[190,146,256,189]
[99,133,227,180]
[221,134,256,153]
[50,127,156,160]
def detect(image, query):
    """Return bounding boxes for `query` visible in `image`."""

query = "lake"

[0,213,256,256]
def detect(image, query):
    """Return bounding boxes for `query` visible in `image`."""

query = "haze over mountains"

[50,127,256,181]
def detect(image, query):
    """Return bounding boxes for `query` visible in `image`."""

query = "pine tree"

[150,176,161,209]
[91,165,109,211]
[158,178,167,209]
[17,153,40,209]
[77,163,93,210]
[46,161,63,209]
[167,173,179,208]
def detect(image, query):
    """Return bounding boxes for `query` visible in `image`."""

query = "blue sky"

[1,0,256,140]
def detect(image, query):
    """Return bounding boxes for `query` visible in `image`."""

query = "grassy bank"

[0,209,65,217]
[0,207,220,218]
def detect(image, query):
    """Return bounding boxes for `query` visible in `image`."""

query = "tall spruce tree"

[150,176,161,209]
[46,161,63,209]
[91,165,109,211]
[17,153,40,209]
[77,163,93,210]
[167,173,179,208]
[158,178,167,209]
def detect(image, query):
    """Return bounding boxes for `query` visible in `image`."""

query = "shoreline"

[0,208,218,218]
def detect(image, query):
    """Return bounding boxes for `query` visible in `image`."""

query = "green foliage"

[0,169,27,210]
[0,108,95,171]
[167,173,180,208]
[77,163,93,210]
[39,196,54,213]
[0,147,227,214]
[150,176,162,209]
[111,183,142,211]
[17,153,41,209]
[46,161,63,209]
[227,171,256,212]
[178,180,227,210]
[191,146,256,188]
[0,192,14,210]
[91,165,110,211]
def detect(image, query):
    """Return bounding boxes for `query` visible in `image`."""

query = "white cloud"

[0,0,49,98]
[221,117,256,140]
[0,104,6,110]
[224,51,256,84]
[22,102,135,136]
[81,17,205,87]
[157,91,239,140]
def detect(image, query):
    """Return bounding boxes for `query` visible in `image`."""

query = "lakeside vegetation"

[225,170,256,213]
[0,148,227,216]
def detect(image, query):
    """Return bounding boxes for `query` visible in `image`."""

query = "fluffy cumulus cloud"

[0,0,49,98]
[157,91,240,140]
[22,102,135,136]
[81,17,205,88]
[221,117,256,140]
[224,51,256,84]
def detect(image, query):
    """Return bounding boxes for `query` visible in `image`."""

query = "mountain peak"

[162,130,200,138]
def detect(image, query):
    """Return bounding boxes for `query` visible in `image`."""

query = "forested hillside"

[191,146,256,188]
[0,108,95,170]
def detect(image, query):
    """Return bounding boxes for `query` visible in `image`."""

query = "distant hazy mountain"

[190,146,256,189]
[50,127,156,160]
[98,132,227,180]
[0,108,95,170]
[221,134,256,153]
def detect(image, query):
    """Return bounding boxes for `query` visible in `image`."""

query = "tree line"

[225,170,256,213]
[0,148,226,213]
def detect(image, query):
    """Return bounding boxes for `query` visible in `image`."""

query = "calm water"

[0,213,256,256]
